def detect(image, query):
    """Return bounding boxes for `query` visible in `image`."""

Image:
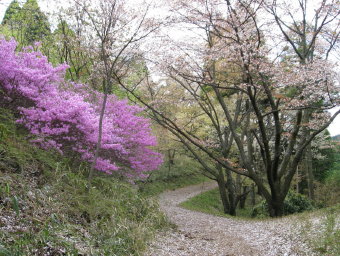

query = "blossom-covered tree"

[0,39,162,179]
[119,0,340,216]
[66,0,162,182]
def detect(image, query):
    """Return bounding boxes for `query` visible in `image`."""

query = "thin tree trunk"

[236,174,241,198]
[88,93,108,189]
[239,186,248,209]
[167,150,171,179]
[306,144,314,200]
[226,169,237,216]
[217,166,230,214]
[251,183,256,206]
[296,166,300,193]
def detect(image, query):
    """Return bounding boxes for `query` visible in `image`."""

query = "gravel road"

[146,181,315,256]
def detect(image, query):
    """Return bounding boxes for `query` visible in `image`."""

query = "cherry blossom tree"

[119,0,340,216]
[68,0,162,182]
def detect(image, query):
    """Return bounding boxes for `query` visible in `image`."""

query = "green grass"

[180,188,226,216]
[180,187,316,219]
[138,153,210,196]
[0,108,169,255]
[139,174,209,196]
[180,188,253,219]
[294,204,340,256]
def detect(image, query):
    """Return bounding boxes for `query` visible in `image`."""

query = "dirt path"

[146,181,314,256]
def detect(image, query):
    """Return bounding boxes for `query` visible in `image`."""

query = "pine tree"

[2,0,21,25]
[20,0,51,44]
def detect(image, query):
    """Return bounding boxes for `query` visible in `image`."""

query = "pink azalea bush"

[0,39,162,179]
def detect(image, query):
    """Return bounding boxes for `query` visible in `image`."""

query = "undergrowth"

[138,155,209,196]
[139,173,209,197]
[0,108,168,255]
[295,204,340,256]
[180,188,254,219]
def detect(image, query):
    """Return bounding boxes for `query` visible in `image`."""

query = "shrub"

[251,191,314,217]
[283,191,314,214]
[0,39,162,179]
[315,166,340,207]
[251,200,269,218]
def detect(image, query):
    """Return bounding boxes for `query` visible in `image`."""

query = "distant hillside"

[332,134,340,141]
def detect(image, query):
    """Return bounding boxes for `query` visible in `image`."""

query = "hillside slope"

[0,108,168,255]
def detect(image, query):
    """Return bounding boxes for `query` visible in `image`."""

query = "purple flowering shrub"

[0,39,162,179]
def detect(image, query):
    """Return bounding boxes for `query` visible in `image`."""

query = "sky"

[0,0,339,136]
[0,0,57,14]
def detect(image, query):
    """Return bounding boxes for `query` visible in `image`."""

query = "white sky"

[0,0,339,136]
[0,0,53,17]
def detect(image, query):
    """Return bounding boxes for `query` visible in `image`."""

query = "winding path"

[146,181,314,256]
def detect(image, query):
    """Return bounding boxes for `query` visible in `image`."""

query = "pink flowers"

[0,39,162,179]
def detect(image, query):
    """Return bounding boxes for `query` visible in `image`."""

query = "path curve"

[146,181,314,256]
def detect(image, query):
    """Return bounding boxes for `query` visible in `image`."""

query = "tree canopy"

[1,0,21,25]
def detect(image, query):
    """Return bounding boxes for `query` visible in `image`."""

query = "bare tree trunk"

[268,197,284,217]
[239,186,248,209]
[236,174,241,199]
[296,166,300,193]
[226,169,237,216]
[251,183,256,206]
[167,149,176,178]
[257,185,262,196]
[306,144,314,200]
[217,165,230,214]
[88,93,108,189]
[167,150,171,178]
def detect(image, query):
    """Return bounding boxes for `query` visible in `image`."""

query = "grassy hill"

[0,108,169,255]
